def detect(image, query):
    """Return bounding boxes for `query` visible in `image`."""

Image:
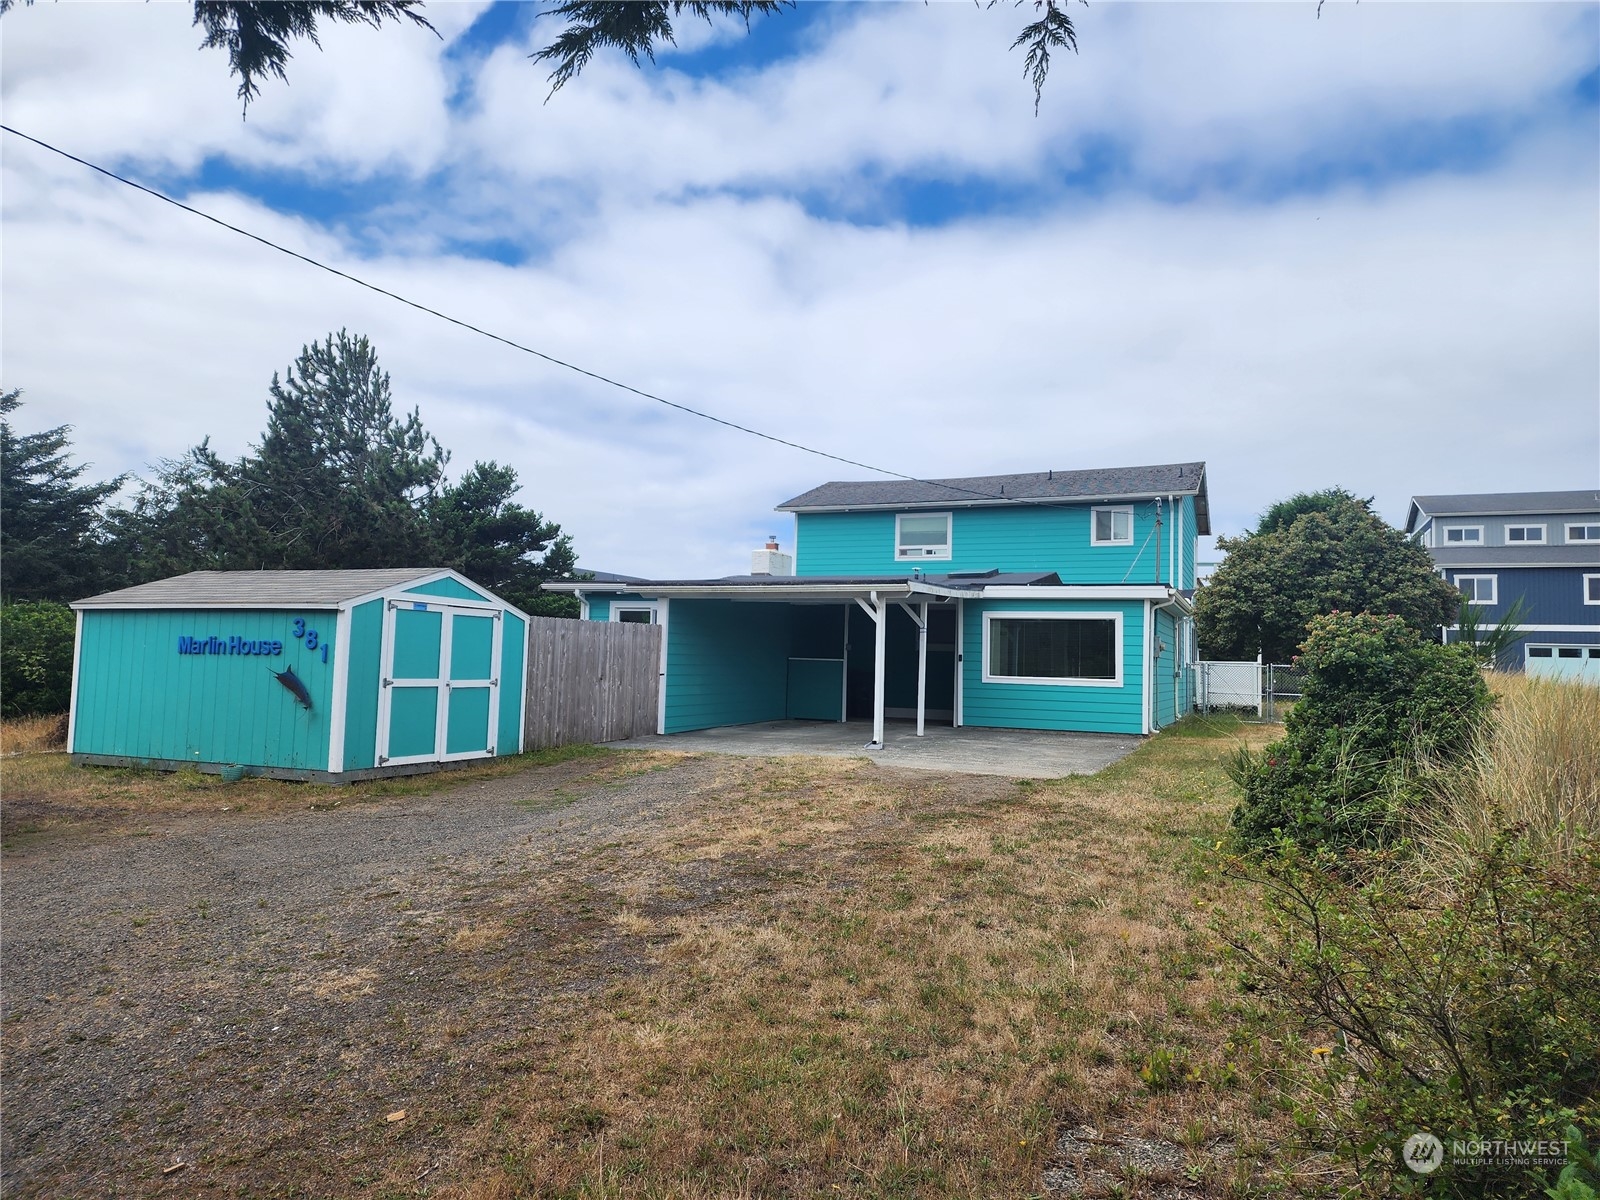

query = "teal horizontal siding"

[961,599,1146,735]
[73,609,335,770]
[1153,608,1177,730]
[797,502,1184,585]
[583,593,647,622]
[664,600,791,733]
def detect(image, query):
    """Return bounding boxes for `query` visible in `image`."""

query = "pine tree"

[0,390,125,601]
[429,461,579,616]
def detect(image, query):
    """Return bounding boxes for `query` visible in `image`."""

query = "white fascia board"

[596,583,921,601]
[978,585,1179,602]
[542,581,635,594]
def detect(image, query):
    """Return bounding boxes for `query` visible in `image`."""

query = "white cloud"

[2,1,1596,582]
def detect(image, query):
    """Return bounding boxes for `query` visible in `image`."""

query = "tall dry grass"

[1418,672,1600,880]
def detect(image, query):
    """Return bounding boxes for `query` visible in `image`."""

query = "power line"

[1,124,1179,519]
[2,123,912,480]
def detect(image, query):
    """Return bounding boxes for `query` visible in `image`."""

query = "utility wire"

[1,124,1183,520]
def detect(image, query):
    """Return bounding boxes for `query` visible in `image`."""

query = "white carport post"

[855,592,887,749]
[897,600,929,736]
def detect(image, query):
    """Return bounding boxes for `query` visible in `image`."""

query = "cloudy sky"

[4,1,1597,578]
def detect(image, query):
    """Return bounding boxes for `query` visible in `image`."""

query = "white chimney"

[750,535,794,576]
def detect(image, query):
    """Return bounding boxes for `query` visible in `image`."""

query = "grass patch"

[420,723,1294,1198]
[0,741,615,846]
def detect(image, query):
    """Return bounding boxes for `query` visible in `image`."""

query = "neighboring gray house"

[1405,490,1600,681]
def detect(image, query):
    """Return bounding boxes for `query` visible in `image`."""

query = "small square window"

[1091,507,1134,546]
[895,512,952,561]
[1456,575,1497,605]
[611,605,657,624]
[1586,575,1600,605]
[1506,525,1545,544]
[1444,526,1483,544]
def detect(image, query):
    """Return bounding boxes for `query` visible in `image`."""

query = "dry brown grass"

[0,741,611,845]
[0,713,68,755]
[1418,672,1600,880]
[390,717,1297,1200]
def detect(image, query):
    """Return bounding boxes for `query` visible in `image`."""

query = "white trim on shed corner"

[66,609,84,755]
[327,605,354,774]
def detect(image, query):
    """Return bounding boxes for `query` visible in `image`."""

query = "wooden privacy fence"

[524,616,662,749]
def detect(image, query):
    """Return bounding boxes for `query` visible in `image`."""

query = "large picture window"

[983,612,1122,686]
[895,512,952,561]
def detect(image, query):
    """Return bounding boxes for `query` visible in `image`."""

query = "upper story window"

[1442,526,1483,545]
[1091,506,1134,546]
[1455,574,1497,605]
[895,512,952,561]
[1506,525,1546,544]
[1567,524,1600,543]
[1586,575,1600,606]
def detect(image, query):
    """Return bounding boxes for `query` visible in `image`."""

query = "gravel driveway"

[1,751,746,1197]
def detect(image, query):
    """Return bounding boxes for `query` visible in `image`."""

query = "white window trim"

[1442,525,1485,545]
[1566,523,1600,543]
[1504,523,1547,544]
[1455,574,1498,606]
[981,610,1124,688]
[1584,575,1600,606]
[609,602,660,624]
[1090,506,1135,547]
[894,511,953,562]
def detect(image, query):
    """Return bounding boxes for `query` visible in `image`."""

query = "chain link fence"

[1196,661,1305,722]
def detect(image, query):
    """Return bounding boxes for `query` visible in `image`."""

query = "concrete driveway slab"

[604,719,1142,778]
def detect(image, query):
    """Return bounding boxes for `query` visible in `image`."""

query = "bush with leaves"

[1227,832,1600,1198]
[1230,611,1493,851]
[0,600,75,718]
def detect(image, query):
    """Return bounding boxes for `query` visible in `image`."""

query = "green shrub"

[0,600,76,718]
[1228,833,1600,1198]
[1230,612,1493,851]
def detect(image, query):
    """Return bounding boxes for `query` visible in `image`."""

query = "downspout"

[1156,592,1188,724]
[575,590,588,622]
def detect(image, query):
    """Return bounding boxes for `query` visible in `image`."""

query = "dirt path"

[1,751,750,1197]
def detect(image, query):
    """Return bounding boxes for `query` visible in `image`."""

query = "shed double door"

[378,601,502,766]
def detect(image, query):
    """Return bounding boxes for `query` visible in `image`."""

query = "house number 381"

[292,618,330,663]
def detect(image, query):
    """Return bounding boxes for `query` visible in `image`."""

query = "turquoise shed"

[69,569,530,782]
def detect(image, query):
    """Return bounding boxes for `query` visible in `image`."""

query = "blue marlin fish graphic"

[271,665,313,710]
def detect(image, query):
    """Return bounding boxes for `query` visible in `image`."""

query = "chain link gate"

[1196,661,1305,721]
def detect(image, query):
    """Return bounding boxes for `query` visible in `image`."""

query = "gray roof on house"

[73,569,446,610]
[777,462,1210,533]
[1427,546,1600,569]
[1406,490,1600,532]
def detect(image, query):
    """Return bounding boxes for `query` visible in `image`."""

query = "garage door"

[1525,644,1600,685]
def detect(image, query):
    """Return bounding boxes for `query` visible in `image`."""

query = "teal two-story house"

[544,463,1208,746]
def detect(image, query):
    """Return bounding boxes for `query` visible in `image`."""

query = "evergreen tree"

[0,390,124,601]
[1195,492,1459,662]
[249,330,446,568]
[430,461,579,617]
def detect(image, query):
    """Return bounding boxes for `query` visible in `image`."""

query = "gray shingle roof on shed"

[1406,490,1600,531]
[73,569,445,610]
[776,462,1209,532]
